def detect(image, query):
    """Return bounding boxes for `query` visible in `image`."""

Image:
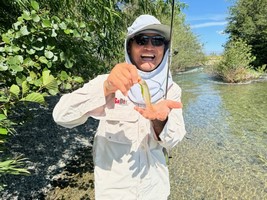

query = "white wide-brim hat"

[127,15,170,40]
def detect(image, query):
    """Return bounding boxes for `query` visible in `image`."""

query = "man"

[53,14,186,200]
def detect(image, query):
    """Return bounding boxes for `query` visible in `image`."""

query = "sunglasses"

[132,35,167,47]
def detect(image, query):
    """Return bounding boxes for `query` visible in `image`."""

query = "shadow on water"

[0,96,98,200]
[170,69,267,199]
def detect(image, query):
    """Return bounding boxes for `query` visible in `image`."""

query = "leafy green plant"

[0,0,91,184]
[0,1,91,97]
[0,157,29,175]
[0,113,30,191]
[226,0,267,68]
[0,156,30,191]
[214,38,260,82]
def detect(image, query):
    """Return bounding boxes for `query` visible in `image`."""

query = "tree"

[225,0,267,68]
[170,16,205,71]
[214,38,259,83]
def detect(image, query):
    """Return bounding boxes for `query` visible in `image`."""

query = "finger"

[111,63,132,80]
[111,63,138,87]
[134,107,149,117]
[134,106,144,113]
[157,116,166,121]
[109,73,131,95]
[121,69,134,87]
[135,106,157,120]
[127,64,139,84]
[115,79,130,95]
[166,100,183,109]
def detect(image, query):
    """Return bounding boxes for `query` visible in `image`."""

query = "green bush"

[0,0,91,183]
[214,38,259,82]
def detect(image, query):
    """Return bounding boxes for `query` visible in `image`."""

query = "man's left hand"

[134,100,182,121]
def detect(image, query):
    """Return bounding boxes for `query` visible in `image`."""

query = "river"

[169,69,267,199]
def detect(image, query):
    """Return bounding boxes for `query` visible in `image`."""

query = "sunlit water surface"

[169,69,267,200]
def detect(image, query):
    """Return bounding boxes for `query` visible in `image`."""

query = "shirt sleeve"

[53,74,110,128]
[157,83,186,149]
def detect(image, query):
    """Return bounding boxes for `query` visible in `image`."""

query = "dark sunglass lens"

[151,36,165,46]
[135,35,149,45]
[133,35,166,46]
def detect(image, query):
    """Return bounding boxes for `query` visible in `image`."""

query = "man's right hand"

[104,63,139,96]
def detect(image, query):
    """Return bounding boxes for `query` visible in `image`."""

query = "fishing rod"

[163,0,175,164]
[164,0,175,100]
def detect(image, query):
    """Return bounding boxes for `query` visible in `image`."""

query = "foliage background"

[209,0,267,83]
[226,0,267,68]
[1,0,266,195]
[0,0,205,189]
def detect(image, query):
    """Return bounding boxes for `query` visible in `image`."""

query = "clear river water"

[169,69,267,200]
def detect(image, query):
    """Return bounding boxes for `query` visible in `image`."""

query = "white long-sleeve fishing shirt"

[53,74,186,200]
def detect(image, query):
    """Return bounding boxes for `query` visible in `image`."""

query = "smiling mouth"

[141,54,155,61]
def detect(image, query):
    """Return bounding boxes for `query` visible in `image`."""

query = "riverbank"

[182,65,267,84]
[0,96,97,200]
